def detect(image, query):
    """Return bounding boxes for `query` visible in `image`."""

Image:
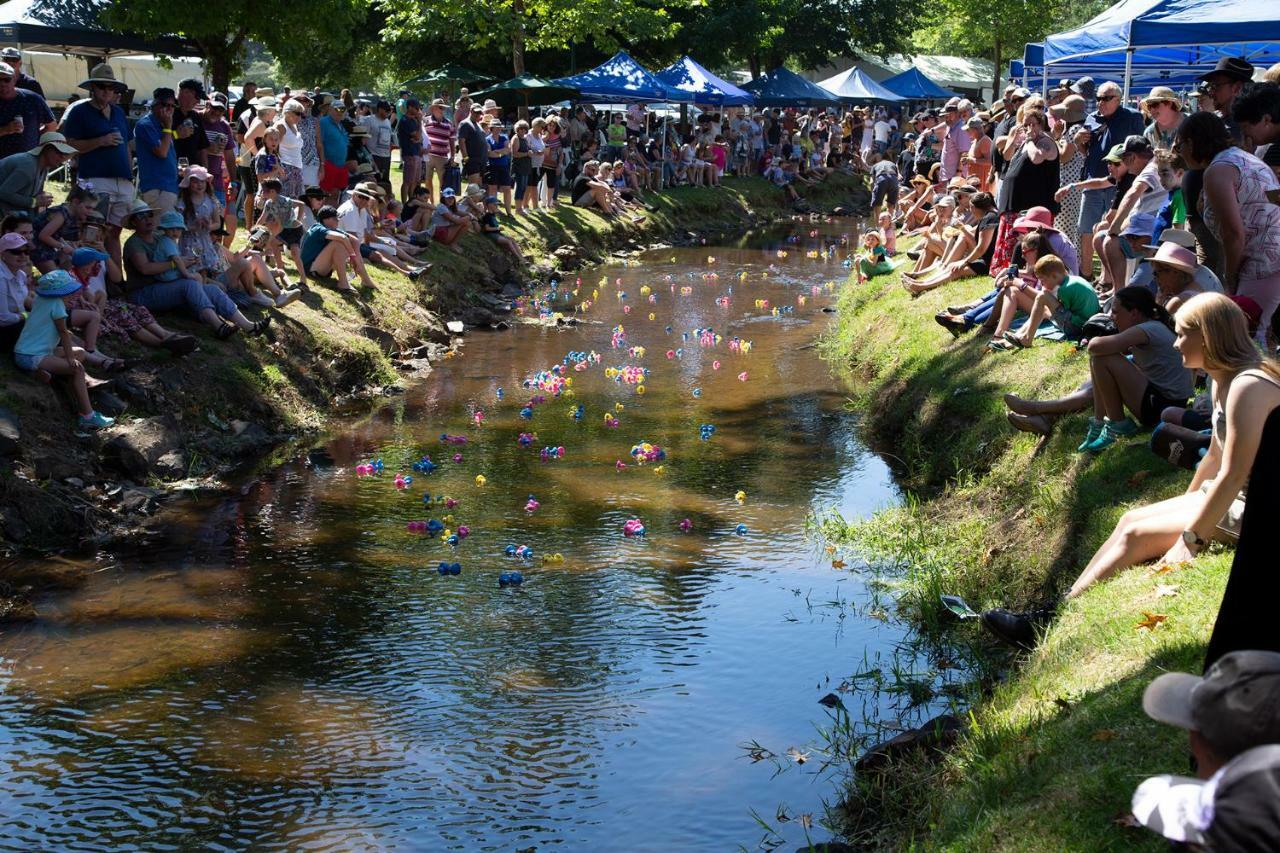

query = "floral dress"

[179,194,226,276]
[67,273,157,338]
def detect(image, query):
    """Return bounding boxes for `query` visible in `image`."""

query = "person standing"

[134,89,181,213]
[58,62,131,266]
[318,100,350,198]
[0,48,42,98]
[231,80,257,127]
[423,98,455,204]
[1077,80,1145,275]
[396,98,424,203]
[367,100,394,197]
[457,103,488,187]
[172,78,210,169]
[0,61,54,161]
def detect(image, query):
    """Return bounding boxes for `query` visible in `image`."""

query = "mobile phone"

[178,157,190,170]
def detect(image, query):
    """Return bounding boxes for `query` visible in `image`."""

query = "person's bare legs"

[907,262,975,293]
[69,309,101,353]
[1005,383,1093,416]
[991,287,1037,339]
[309,240,356,290]
[39,348,93,416]
[1089,350,1151,421]
[344,236,377,287]
[1011,290,1059,346]
[1067,491,1204,597]
[1101,234,1127,293]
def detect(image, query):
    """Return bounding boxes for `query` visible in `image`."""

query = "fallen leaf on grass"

[1127,470,1150,489]
[1091,729,1118,742]
[825,545,836,554]
[1135,611,1168,631]
[1152,560,1191,575]
[1154,584,1181,599]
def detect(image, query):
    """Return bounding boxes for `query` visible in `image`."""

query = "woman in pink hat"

[1150,242,1215,315]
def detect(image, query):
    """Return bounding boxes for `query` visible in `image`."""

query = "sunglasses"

[4,247,29,254]
[1097,95,1118,102]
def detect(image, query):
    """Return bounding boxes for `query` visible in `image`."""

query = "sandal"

[102,357,130,372]
[216,321,239,340]
[987,338,1016,352]
[250,316,272,336]
[160,334,199,356]
[1002,331,1031,349]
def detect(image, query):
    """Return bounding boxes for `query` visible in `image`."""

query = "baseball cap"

[1120,211,1157,238]
[0,232,27,251]
[1143,650,1280,759]
[0,47,20,60]
[441,187,456,198]
[1121,135,1154,157]
[483,196,499,204]
[1132,744,1280,847]
[1104,143,1126,163]
[71,246,109,267]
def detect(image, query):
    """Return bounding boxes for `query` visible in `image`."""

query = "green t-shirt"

[1168,187,1186,226]
[606,123,627,146]
[1056,275,1101,326]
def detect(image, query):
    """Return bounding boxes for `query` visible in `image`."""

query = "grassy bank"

[819,254,1231,849]
[0,173,865,556]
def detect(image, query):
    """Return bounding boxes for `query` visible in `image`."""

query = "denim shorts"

[14,351,43,371]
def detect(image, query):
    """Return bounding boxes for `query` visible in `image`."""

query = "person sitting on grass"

[903,191,998,295]
[298,204,367,294]
[32,183,98,273]
[1009,205,1080,276]
[480,195,525,262]
[1130,228,1222,302]
[123,200,270,339]
[904,194,957,273]
[11,269,116,431]
[856,230,893,279]
[68,246,196,355]
[336,185,424,281]
[984,295,1280,648]
[935,232,1054,338]
[428,188,470,254]
[987,254,1100,351]
[572,160,630,218]
[878,210,896,256]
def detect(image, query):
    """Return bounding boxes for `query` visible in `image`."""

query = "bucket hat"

[178,165,211,187]
[1149,242,1198,276]
[157,211,187,231]
[1012,206,1058,233]
[35,269,81,298]
[1141,86,1183,110]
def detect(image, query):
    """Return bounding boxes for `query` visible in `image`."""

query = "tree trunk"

[991,37,1002,103]
[199,27,248,95]
[512,0,527,120]
[748,54,761,80]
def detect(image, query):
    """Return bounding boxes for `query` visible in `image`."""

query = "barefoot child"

[480,196,525,262]
[877,210,897,256]
[12,269,115,432]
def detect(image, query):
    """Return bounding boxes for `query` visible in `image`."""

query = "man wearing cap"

[1143,650,1280,781]
[423,98,456,205]
[1100,135,1164,287]
[231,80,257,127]
[0,60,54,161]
[1141,86,1185,151]
[59,62,132,263]
[0,131,76,215]
[172,79,210,169]
[1077,81,1146,273]
[396,98,424,203]
[938,98,973,182]
[0,48,41,98]
[319,100,350,198]
[134,89,181,213]
[457,103,489,188]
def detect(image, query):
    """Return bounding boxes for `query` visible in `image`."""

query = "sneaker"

[77,410,115,431]
[1084,417,1138,452]
[981,605,1057,650]
[275,288,302,307]
[1076,418,1103,452]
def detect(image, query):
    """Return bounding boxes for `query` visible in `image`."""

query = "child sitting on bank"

[11,269,116,432]
[857,230,894,279]
[878,210,897,256]
[480,196,525,262]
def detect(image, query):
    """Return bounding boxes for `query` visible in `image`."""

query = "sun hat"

[293,90,313,101]
[465,183,485,197]
[79,62,126,92]
[1200,56,1255,83]
[355,180,383,197]
[1012,206,1058,233]
[1104,143,1125,163]
[1049,94,1087,123]
[965,115,985,129]
[158,211,186,231]
[483,99,498,110]
[348,124,369,137]
[35,269,81,298]
[430,98,446,109]
[1142,86,1183,110]
[0,232,27,252]
[1145,651,1280,757]
[124,198,156,223]
[935,194,957,207]
[302,185,326,199]
[253,95,279,109]
[1146,227,1197,251]
[469,104,483,113]
[178,164,211,187]
[1120,211,1158,239]
[909,174,930,185]
[353,161,376,175]
[283,100,306,114]
[1131,744,1280,847]
[28,131,77,157]
[1149,242,1197,275]
[352,186,379,201]
[70,246,109,267]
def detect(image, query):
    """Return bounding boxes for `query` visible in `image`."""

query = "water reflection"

[0,222,916,850]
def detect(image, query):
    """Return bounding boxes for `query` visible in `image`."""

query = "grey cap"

[1144,650,1280,759]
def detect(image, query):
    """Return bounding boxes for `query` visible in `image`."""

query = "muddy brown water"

[0,222,943,850]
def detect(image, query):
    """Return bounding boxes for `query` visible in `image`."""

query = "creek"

[0,222,932,850]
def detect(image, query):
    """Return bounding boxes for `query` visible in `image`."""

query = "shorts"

[237,165,258,198]
[320,162,349,192]
[485,163,512,188]
[278,225,304,247]
[141,188,178,214]
[373,155,392,183]
[89,176,137,226]
[966,259,990,276]
[302,162,321,188]
[463,158,485,178]
[1078,186,1116,243]
[433,225,453,241]
[513,169,531,197]
[870,176,899,210]
[13,351,43,371]
[357,242,376,259]
[1050,306,1085,340]
[1139,382,1189,428]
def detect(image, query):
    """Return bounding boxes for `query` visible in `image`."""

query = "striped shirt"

[544,133,562,168]
[424,116,454,159]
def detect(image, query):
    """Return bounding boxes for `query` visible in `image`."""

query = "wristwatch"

[1181,529,1206,553]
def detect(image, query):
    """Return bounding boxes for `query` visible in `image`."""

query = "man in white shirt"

[336,185,425,280]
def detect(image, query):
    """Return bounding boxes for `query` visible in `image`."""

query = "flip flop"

[1002,331,1031,349]
[987,338,1015,352]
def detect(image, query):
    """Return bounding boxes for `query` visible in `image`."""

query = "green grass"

[818,245,1233,850]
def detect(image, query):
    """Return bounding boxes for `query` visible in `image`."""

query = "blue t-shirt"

[58,99,132,180]
[300,224,333,269]
[486,134,510,169]
[134,113,178,194]
[123,232,181,286]
[396,116,422,157]
[13,293,67,359]
[0,89,53,160]
[320,116,349,167]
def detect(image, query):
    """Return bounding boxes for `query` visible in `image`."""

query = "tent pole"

[1041,65,1048,98]
[1122,48,1133,103]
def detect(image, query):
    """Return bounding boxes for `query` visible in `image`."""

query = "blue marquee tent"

[816,67,904,103]
[654,56,754,106]
[880,67,958,101]
[1040,0,1280,89]
[741,67,841,107]
[554,51,671,103]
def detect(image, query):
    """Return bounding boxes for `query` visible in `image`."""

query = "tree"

[380,0,683,79]
[29,0,106,28]
[914,0,1112,96]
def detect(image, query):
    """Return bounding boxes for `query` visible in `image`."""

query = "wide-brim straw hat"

[1141,86,1183,110]
[79,62,126,92]
[1149,241,1198,276]
[29,131,77,157]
